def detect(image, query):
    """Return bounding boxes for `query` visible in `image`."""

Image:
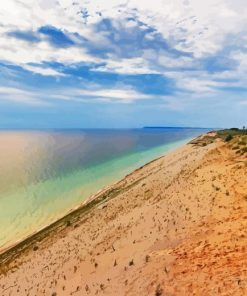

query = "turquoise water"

[0,128,206,250]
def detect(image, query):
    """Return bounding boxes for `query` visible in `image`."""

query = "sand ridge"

[0,136,246,295]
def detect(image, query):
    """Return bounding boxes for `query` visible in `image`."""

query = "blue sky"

[0,0,246,128]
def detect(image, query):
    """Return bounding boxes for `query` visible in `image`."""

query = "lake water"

[0,128,207,251]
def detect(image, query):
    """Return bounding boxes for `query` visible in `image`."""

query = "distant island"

[143,126,212,129]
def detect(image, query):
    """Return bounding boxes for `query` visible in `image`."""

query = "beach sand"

[0,134,247,295]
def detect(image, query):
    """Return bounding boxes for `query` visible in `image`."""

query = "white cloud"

[2,0,247,62]
[0,87,49,105]
[0,84,157,105]
[0,38,100,68]
[77,0,247,57]
[22,64,66,77]
[76,88,153,102]
[0,0,247,100]
[52,86,156,103]
[94,56,159,74]
[175,76,222,94]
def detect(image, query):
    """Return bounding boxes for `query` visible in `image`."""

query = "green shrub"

[238,141,246,145]
[225,134,233,142]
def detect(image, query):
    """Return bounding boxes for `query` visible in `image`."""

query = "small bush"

[129,259,134,266]
[145,255,150,263]
[238,141,246,145]
[241,147,247,153]
[225,134,233,142]
[155,284,163,296]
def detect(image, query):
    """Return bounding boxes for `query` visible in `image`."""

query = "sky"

[0,0,247,128]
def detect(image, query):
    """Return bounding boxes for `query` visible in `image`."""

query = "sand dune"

[0,134,247,295]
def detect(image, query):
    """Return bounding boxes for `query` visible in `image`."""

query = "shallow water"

[0,128,207,250]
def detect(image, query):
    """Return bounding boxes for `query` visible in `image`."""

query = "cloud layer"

[0,0,247,127]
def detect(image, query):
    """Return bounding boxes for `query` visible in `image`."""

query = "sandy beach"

[0,133,247,295]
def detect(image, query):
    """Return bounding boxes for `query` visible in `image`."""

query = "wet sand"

[0,133,247,295]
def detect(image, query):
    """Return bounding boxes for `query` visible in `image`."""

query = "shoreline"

[2,131,246,295]
[0,143,173,267]
[0,135,197,254]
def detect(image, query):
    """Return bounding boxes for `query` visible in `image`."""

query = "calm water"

[0,128,207,250]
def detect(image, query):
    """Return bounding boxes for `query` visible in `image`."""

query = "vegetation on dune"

[216,127,247,138]
[190,127,247,157]
[216,128,247,156]
[225,134,233,142]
